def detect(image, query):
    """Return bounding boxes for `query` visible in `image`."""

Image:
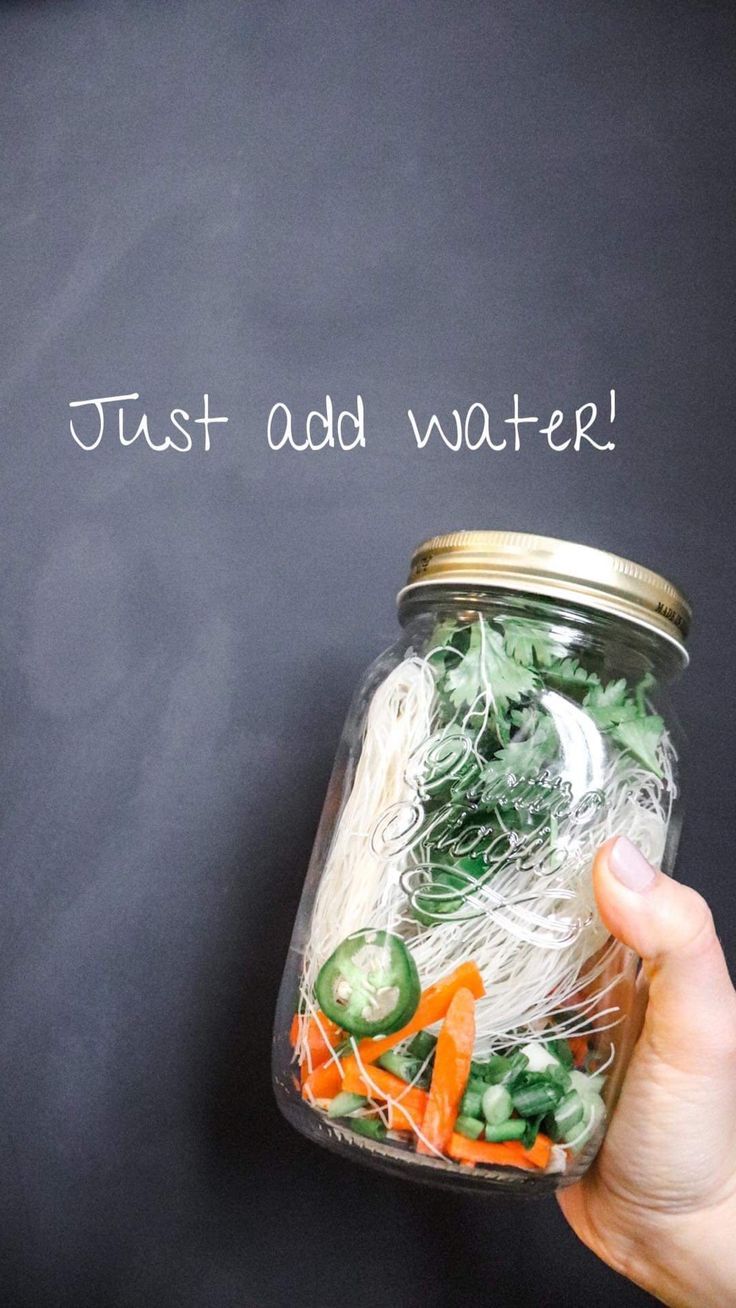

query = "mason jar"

[273,531,690,1193]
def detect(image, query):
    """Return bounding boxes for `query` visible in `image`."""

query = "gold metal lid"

[399,530,691,661]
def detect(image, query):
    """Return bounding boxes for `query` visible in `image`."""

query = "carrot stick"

[292,1010,343,1090]
[301,1059,342,1101]
[387,1100,427,1131]
[418,987,476,1156]
[518,1133,553,1169]
[448,1134,536,1170]
[296,1012,343,1065]
[302,962,484,1108]
[568,1036,589,1068]
[447,1132,552,1170]
[342,1064,428,1117]
[342,960,484,1078]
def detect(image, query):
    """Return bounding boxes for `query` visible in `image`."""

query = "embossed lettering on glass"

[273,532,690,1193]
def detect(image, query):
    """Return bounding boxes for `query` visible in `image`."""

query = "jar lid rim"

[398,530,691,663]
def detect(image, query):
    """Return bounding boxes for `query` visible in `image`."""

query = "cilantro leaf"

[500,617,567,668]
[428,617,465,656]
[584,679,664,774]
[582,679,631,727]
[546,657,599,690]
[477,709,558,796]
[443,620,537,720]
[612,715,664,776]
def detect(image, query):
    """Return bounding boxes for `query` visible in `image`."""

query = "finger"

[593,836,736,1071]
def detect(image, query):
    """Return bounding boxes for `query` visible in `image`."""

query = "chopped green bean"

[327,1092,367,1119]
[554,1090,585,1135]
[481,1085,513,1125]
[485,1119,526,1142]
[455,1115,485,1140]
[350,1117,387,1142]
[547,1037,574,1068]
[376,1051,422,1083]
[407,1031,437,1061]
[498,1051,530,1086]
[460,1089,483,1119]
[510,1081,563,1117]
[522,1113,544,1149]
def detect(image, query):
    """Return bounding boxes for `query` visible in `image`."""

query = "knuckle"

[677,887,717,955]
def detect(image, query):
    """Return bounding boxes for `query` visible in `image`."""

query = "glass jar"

[273,531,690,1193]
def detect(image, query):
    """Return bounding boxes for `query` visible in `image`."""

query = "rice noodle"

[297,646,675,1067]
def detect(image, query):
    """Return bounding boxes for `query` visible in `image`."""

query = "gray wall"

[1,2,734,1305]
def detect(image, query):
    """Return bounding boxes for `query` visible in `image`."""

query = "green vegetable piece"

[436,870,467,891]
[545,656,598,691]
[407,1031,436,1061]
[481,1084,513,1125]
[553,1090,585,1136]
[570,1069,606,1098]
[498,1051,529,1086]
[427,617,465,659]
[455,1115,485,1140]
[412,871,465,925]
[471,1054,511,1083]
[545,1062,572,1093]
[460,1089,483,1120]
[466,1075,491,1096]
[547,1038,574,1068]
[565,1094,605,1150]
[376,1051,422,1083]
[442,620,538,720]
[500,617,566,668]
[583,679,664,776]
[485,1119,527,1142]
[542,1111,562,1143]
[327,1092,368,1119]
[349,1116,387,1142]
[453,854,487,880]
[521,1113,544,1149]
[519,1040,561,1072]
[635,671,656,714]
[583,677,630,724]
[510,1080,564,1118]
[612,714,664,776]
[315,929,420,1038]
[473,712,558,806]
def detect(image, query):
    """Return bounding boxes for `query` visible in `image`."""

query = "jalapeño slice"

[315,929,420,1038]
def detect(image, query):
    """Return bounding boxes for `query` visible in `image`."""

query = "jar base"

[275,1081,585,1197]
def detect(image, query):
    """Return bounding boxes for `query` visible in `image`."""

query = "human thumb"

[593,837,736,1073]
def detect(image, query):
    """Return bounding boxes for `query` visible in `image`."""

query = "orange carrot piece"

[519,1133,553,1170]
[292,1011,342,1069]
[387,1101,427,1131]
[342,960,484,1079]
[568,1036,589,1068]
[342,1064,428,1118]
[301,963,484,1111]
[301,1059,342,1101]
[309,1013,343,1062]
[340,1064,370,1097]
[448,1134,535,1170]
[418,987,476,1156]
[447,1131,553,1171]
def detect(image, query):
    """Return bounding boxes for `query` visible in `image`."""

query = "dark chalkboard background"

[1,3,734,1305]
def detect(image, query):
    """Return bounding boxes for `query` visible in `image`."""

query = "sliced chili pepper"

[315,929,420,1038]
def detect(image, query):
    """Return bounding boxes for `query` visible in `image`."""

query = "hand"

[558,836,736,1307]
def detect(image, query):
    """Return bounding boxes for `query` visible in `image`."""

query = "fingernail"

[608,836,657,892]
